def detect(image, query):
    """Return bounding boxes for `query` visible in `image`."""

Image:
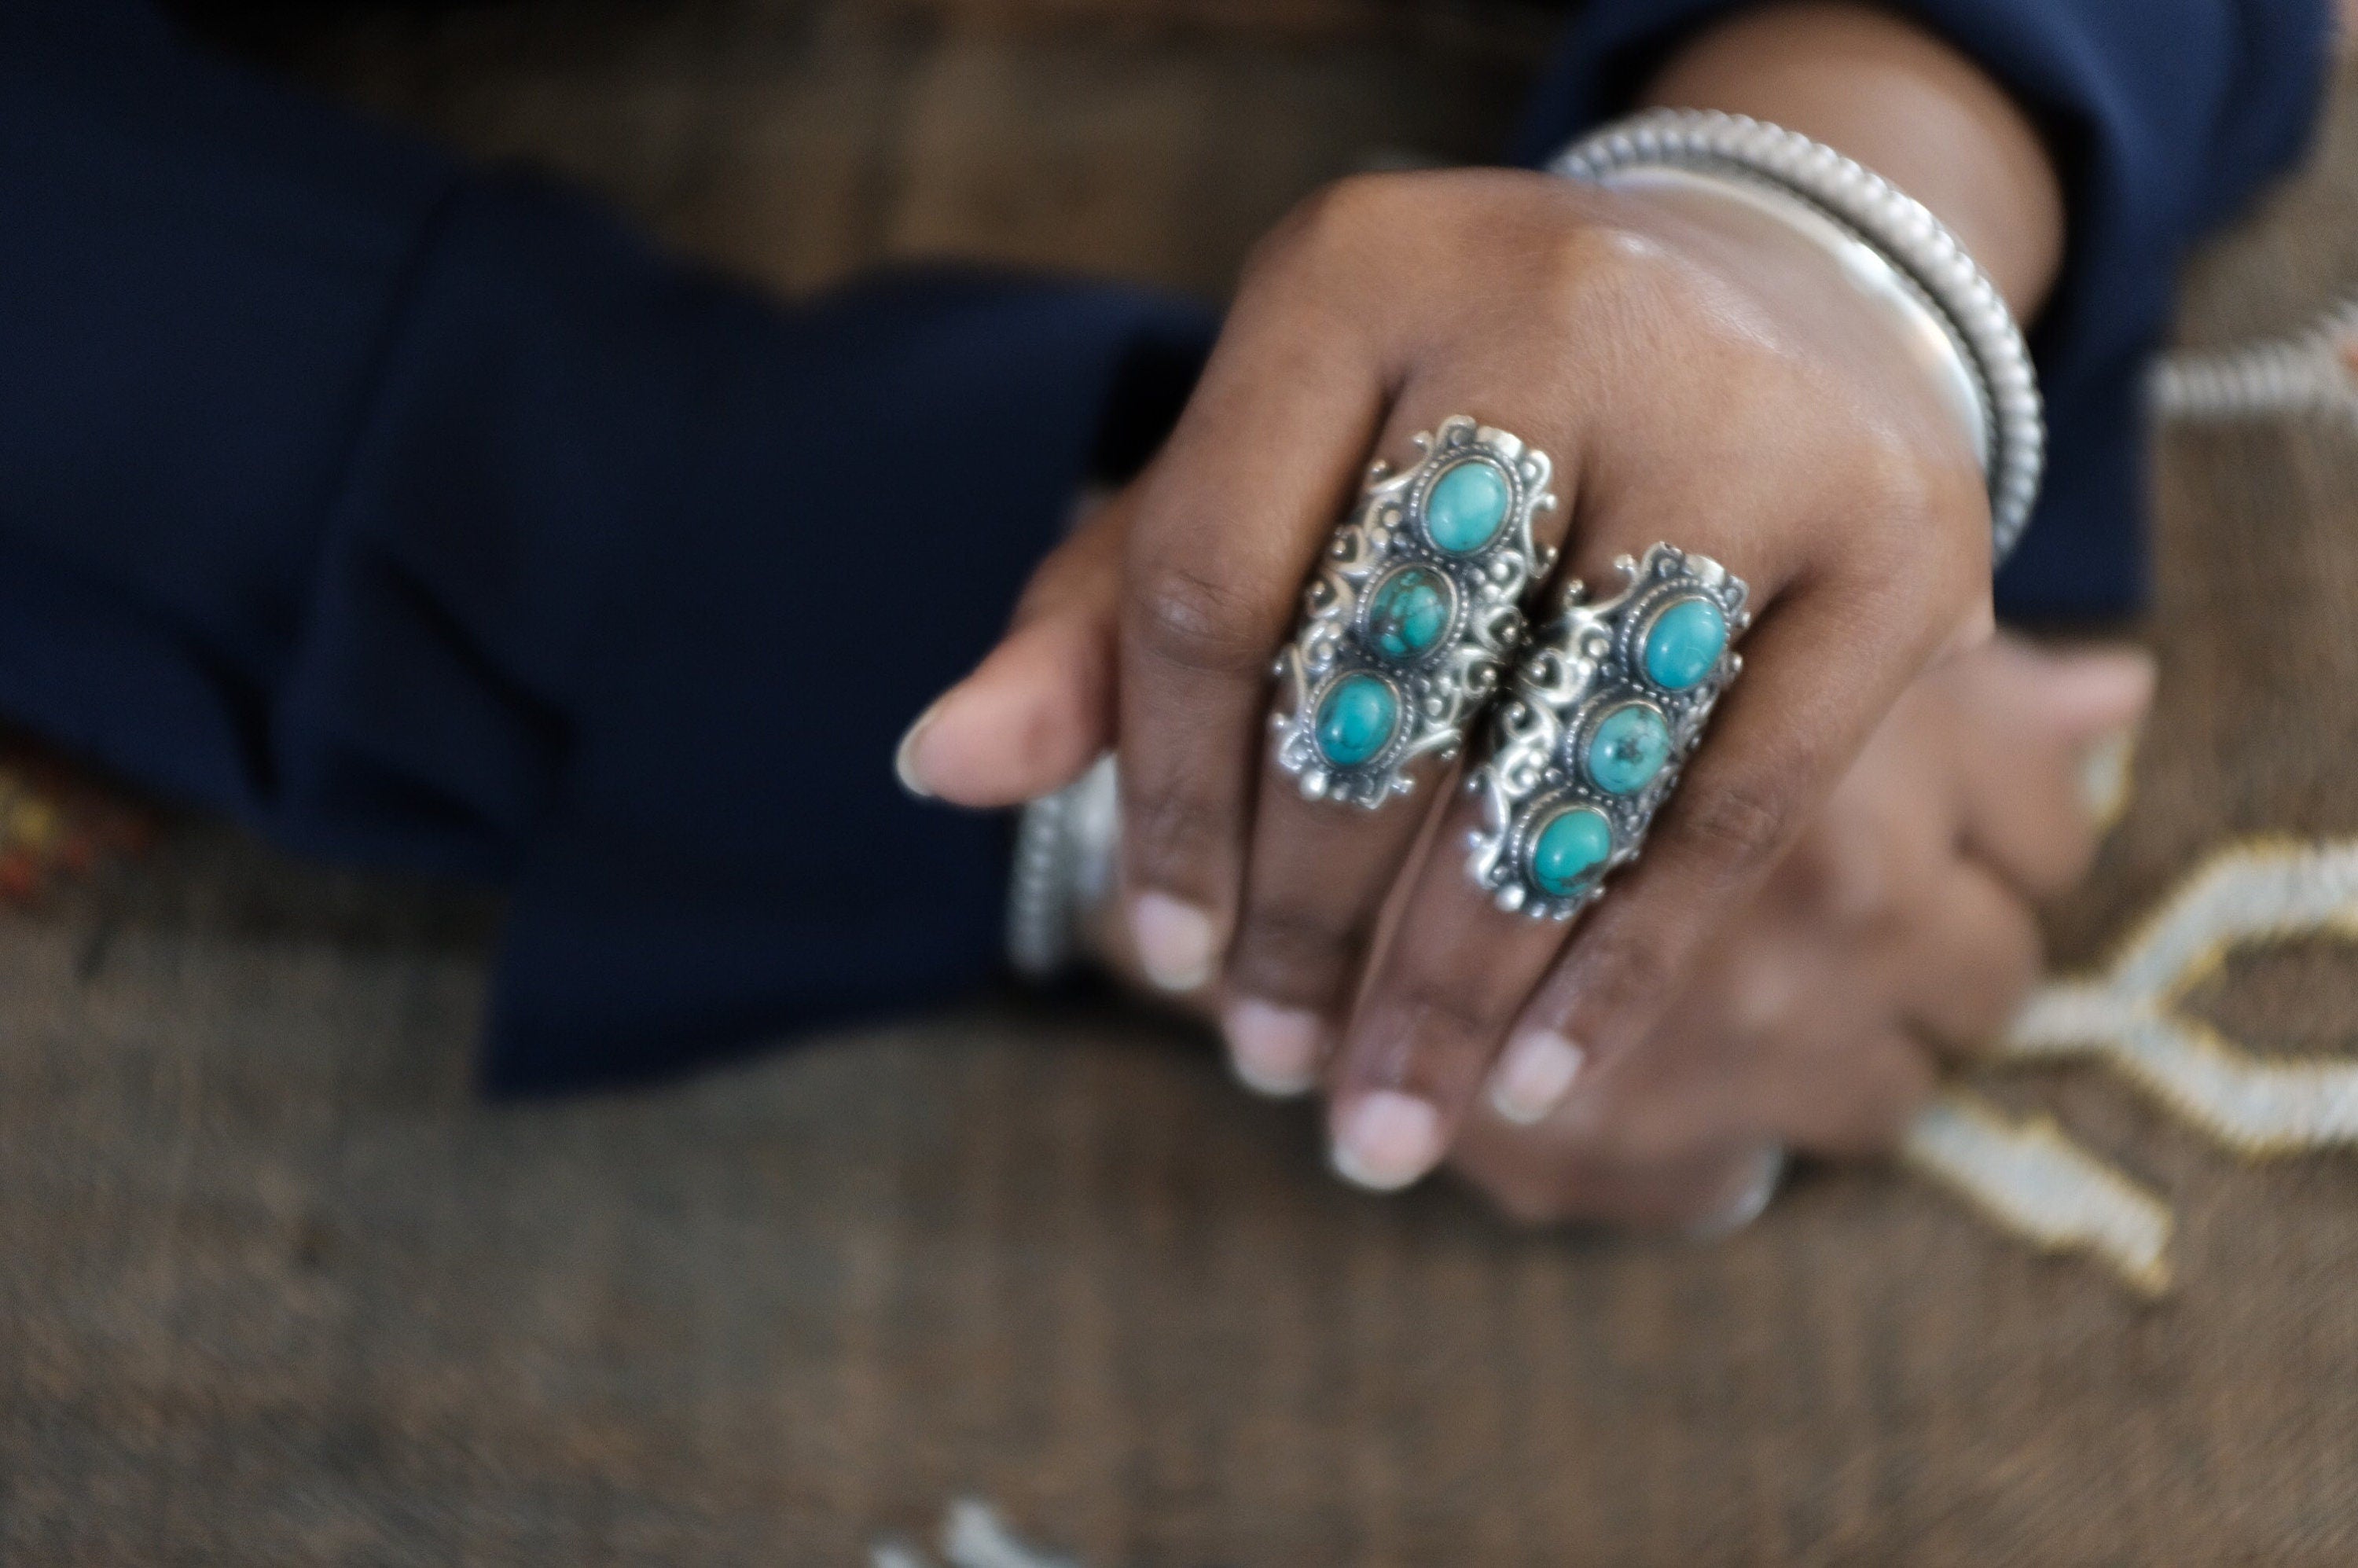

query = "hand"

[908,162,1997,1188]
[1447,633,2153,1228]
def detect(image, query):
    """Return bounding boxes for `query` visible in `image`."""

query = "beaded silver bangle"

[1551,108,2045,567]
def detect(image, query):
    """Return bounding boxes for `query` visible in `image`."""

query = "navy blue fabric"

[1515,0,2334,619]
[0,0,1212,1089]
[0,0,2331,1087]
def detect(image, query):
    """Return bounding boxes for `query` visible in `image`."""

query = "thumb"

[1955,634,2156,894]
[1963,633,2156,747]
[893,494,1129,808]
[2024,642,2155,835]
[2017,641,2158,745]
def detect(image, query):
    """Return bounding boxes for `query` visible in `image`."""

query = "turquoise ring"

[1465,544,1750,920]
[1272,417,1557,809]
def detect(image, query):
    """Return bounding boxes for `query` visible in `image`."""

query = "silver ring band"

[1283,415,1556,806]
[1466,544,1750,919]
[1273,417,1558,808]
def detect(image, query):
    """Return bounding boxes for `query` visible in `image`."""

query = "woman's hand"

[898,5,2067,1194]
[913,163,1992,1181]
[1448,633,2153,1228]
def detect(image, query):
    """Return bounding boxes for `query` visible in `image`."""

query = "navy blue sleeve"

[1513,0,2334,619]
[0,0,1213,1089]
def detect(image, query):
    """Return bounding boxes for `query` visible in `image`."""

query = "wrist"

[1551,110,2044,564]
[1609,167,1989,484]
[1640,1,2063,320]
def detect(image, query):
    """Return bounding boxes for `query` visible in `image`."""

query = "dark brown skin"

[1448,630,2147,1224]
[897,4,2155,1221]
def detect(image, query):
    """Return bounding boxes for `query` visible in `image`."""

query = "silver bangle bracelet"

[1603,165,1992,476]
[1551,108,2045,567]
[1006,753,1119,981]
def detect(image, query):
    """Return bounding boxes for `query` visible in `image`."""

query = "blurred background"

[9,2,2358,1562]
[198,0,1555,298]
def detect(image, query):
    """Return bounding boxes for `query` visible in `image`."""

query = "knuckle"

[1563,928,1681,1037]
[1127,556,1278,678]
[1393,978,1507,1048]
[1536,220,1689,333]
[1679,775,1803,871]
[1855,428,1948,523]
[1122,785,1228,876]
[1843,429,1989,589]
[1251,171,1407,278]
[1228,902,1366,1001]
[1382,972,1519,1071]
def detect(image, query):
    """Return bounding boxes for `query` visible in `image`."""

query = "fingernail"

[1331,1091,1443,1192]
[1224,1001,1323,1097]
[1486,1030,1585,1126]
[1130,892,1218,993]
[1686,1144,1787,1241]
[893,698,945,799]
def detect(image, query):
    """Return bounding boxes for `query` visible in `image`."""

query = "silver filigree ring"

[1272,417,1558,808]
[1466,544,1750,919]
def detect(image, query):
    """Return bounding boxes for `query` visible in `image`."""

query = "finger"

[1451,1115,1787,1233]
[1115,294,1386,994]
[1321,509,1840,1188]
[1321,784,1575,1188]
[1541,967,1932,1163]
[1506,569,1950,1118]
[1220,761,1449,1094]
[896,495,1129,807]
[1570,1023,1930,1165]
[1896,859,2043,1057]
[1222,406,1570,1096]
[1739,1026,1935,1158]
[1952,637,2155,898]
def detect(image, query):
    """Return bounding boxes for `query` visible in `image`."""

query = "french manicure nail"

[893,698,945,799]
[1130,892,1218,993]
[1487,1030,1585,1126]
[1331,1091,1443,1192]
[1224,1001,1322,1097]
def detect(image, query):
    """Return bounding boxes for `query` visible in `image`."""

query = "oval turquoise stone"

[1423,461,1510,555]
[1642,596,1728,692]
[1314,673,1401,768]
[1530,806,1614,898]
[1365,566,1453,661]
[1586,703,1673,796]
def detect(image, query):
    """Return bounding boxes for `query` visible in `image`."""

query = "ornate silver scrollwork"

[1467,544,1750,920]
[1271,417,1558,809]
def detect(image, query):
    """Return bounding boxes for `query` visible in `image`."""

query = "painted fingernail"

[1487,1030,1585,1126]
[1130,892,1218,993]
[1224,1001,1322,1097]
[893,697,946,799]
[1331,1091,1443,1192]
